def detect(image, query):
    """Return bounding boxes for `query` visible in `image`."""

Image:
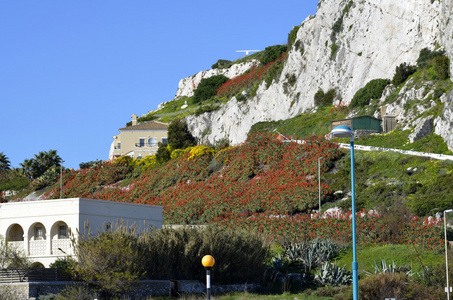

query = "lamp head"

[445,209,453,214]
[202,255,215,268]
[331,125,354,139]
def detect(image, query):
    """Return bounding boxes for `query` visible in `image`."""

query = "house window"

[35,226,44,240]
[116,142,121,149]
[139,138,145,147]
[59,225,68,238]
[162,138,167,144]
[148,137,157,147]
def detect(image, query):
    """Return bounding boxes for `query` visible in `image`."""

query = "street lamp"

[445,209,453,300]
[331,125,358,300]
[318,156,323,214]
[60,160,65,199]
[202,255,215,300]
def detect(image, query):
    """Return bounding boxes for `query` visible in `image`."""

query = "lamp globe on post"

[331,125,358,300]
[202,255,215,300]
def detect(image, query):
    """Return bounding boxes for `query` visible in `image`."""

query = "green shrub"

[357,273,442,300]
[392,62,417,85]
[417,48,445,68]
[261,45,288,65]
[433,55,450,80]
[330,42,339,59]
[79,159,103,170]
[211,59,232,69]
[194,105,219,116]
[410,172,453,216]
[30,165,62,191]
[71,225,146,298]
[193,75,229,103]
[314,88,336,107]
[288,25,301,48]
[350,78,390,108]
[168,118,196,150]
[141,226,269,284]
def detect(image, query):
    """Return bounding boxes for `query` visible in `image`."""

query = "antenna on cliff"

[236,50,260,56]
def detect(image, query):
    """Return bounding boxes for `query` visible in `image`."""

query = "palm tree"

[0,152,11,181]
[20,159,34,180]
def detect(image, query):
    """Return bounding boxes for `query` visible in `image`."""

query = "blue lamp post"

[331,125,358,300]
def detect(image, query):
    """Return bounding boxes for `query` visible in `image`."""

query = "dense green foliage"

[212,59,232,69]
[314,89,336,107]
[0,153,10,179]
[350,78,390,108]
[167,118,196,150]
[193,75,229,103]
[288,25,301,48]
[261,45,288,65]
[433,55,450,80]
[417,48,445,68]
[392,62,417,85]
[249,105,349,140]
[71,225,268,295]
[79,159,103,170]
[72,224,147,298]
[19,149,62,180]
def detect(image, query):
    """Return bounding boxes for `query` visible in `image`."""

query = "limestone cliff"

[182,0,453,146]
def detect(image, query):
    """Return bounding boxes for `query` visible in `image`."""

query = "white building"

[0,198,163,267]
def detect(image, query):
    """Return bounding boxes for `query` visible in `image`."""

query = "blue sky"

[1,0,318,169]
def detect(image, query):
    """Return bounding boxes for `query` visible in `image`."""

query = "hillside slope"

[182,0,453,146]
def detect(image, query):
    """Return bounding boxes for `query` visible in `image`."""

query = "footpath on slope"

[337,143,453,161]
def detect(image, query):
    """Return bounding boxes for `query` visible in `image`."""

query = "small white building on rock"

[0,198,163,267]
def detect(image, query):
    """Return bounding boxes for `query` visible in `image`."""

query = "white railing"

[29,240,46,256]
[51,239,71,255]
[8,241,24,252]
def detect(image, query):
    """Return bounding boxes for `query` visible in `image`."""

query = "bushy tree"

[392,62,416,85]
[261,45,288,65]
[350,79,390,108]
[71,224,146,298]
[167,118,196,150]
[417,48,445,68]
[193,75,229,103]
[314,89,336,107]
[155,143,171,164]
[79,159,103,170]
[434,55,450,80]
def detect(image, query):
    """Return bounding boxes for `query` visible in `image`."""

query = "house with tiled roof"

[109,114,169,160]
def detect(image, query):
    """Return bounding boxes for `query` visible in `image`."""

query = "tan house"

[109,114,169,160]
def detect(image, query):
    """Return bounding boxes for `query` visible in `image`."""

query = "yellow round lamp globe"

[202,255,215,268]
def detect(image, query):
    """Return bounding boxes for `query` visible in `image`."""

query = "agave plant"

[368,259,414,277]
[283,238,342,272]
[314,261,352,286]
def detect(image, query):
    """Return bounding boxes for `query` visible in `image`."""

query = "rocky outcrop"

[185,0,453,146]
[434,90,453,150]
[409,116,434,142]
[175,61,258,98]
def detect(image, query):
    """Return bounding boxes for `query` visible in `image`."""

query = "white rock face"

[434,90,453,150]
[175,61,258,98]
[185,0,453,146]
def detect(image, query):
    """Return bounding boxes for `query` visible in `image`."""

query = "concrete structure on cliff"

[0,198,163,267]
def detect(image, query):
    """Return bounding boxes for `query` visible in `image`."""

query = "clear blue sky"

[1,0,318,170]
